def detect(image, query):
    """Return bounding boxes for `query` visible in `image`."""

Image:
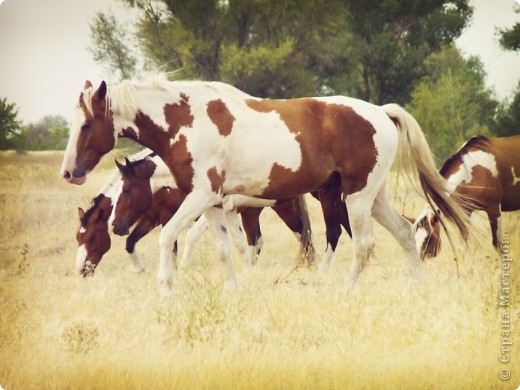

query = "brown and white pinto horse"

[112,156,314,269]
[76,194,113,276]
[415,134,520,256]
[75,149,170,276]
[61,76,468,293]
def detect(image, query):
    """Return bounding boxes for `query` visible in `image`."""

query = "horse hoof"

[159,281,173,297]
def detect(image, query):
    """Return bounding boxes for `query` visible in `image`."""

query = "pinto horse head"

[61,81,116,185]
[76,194,113,276]
[413,207,441,259]
[112,157,157,236]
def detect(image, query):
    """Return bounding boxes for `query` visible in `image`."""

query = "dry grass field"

[0,150,519,389]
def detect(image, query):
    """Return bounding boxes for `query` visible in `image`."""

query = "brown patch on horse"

[207,166,226,194]
[164,93,194,137]
[246,99,378,198]
[168,135,195,194]
[121,127,139,138]
[207,99,235,136]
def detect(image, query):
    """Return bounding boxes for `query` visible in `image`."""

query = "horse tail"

[296,195,315,265]
[382,103,469,240]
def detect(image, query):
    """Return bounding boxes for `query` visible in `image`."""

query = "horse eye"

[81,123,91,132]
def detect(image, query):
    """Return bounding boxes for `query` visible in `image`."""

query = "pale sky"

[0,0,519,124]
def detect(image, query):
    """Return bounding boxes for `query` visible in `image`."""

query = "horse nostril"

[63,170,71,180]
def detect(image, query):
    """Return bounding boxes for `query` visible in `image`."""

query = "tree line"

[1,0,519,160]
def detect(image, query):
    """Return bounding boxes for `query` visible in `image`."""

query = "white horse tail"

[382,103,470,240]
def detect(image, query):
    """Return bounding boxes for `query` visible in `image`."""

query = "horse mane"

[81,194,107,226]
[439,135,490,176]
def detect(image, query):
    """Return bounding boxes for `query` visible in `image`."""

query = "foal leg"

[203,207,237,289]
[372,187,423,279]
[125,217,158,273]
[239,207,263,268]
[180,215,209,268]
[224,210,248,263]
[158,190,220,295]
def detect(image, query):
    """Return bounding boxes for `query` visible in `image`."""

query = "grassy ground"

[0,150,519,389]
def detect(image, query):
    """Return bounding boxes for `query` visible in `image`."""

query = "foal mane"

[81,194,107,226]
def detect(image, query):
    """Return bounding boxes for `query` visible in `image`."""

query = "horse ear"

[96,208,105,222]
[84,80,93,89]
[115,159,126,174]
[125,158,134,174]
[78,207,85,219]
[93,81,107,102]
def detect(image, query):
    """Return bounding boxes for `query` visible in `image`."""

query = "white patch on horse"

[511,166,520,186]
[447,150,498,192]
[76,244,88,273]
[60,101,87,178]
[79,226,86,234]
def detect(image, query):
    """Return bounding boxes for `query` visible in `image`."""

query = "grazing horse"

[112,156,315,268]
[75,149,171,276]
[415,135,520,257]
[61,75,469,293]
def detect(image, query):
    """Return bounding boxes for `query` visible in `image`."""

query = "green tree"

[0,97,22,150]
[341,0,472,104]
[88,11,137,80]
[406,46,497,160]
[494,81,520,137]
[17,115,69,151]
[496,7,520,136]
[91,0,471,102]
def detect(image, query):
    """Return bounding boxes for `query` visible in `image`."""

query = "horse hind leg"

[345,195,376,285]
[486,206,502,251]
[316,188,343,274]
[372,187,423,280]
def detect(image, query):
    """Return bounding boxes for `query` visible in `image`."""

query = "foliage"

[498,8,520,51]
[102,0,472,103]
[15,115,70,151]
[0,97,22,150]
[88,11,137,80]
[406,46,497,161]
[340,0,472,104]
[494,81,520,137]
[496,8,520,136]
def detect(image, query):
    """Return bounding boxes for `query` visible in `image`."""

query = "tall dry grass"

[0,151,518,389]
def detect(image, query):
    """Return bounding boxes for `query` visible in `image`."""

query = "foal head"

[413,207,441,259]
[112,157,157,235]
[76,194,113,276]
[61,81,115,185]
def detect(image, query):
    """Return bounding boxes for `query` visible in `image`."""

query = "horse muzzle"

[112,221,130,236]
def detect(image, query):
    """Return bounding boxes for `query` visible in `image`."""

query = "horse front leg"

[158,190,220,296]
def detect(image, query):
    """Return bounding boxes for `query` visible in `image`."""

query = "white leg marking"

[317,244,334,274]
[181,215,209,268]
[225,210,248,256]
[76,244,87,273]
[204,207,237,288]
[128,251,145,273]
[158,190,220,295]
[372,187,423,280]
